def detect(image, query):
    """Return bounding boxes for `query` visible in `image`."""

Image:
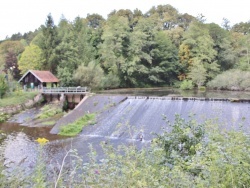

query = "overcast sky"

[0,0,249,40]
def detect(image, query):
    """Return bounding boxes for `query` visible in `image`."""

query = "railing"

[42,87,89,93]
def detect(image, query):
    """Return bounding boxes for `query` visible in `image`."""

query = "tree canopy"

[1,4,249,90]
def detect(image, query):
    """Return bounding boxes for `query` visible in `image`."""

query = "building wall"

[21,72,43,88]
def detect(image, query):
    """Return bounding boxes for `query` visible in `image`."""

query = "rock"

[230,86,242,91]
[34,93,44,103]
[229,98,240,102]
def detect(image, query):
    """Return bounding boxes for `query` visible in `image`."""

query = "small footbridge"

[41,87,90,105]
[42,87,89,94]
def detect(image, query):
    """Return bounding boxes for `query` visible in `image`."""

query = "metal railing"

[42,87,89,94]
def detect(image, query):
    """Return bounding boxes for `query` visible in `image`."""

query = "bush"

[208,69,250,90]
[180,79,194,90]
[0,74,8,98]
[73,61,104,90]
[102,73,120,89]
[36,104,63,119]
[0,113,9,123]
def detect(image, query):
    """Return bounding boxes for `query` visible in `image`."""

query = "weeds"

[36,104,63,119]
[0,113,9,123]
[59,113,96,136]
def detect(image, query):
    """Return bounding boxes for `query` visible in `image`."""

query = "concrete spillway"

[51,95,250,137]
[1,94,250,171]
[46,95,250,164]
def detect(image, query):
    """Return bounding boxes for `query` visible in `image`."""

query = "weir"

[50,95,250,136]
[1,94,250,173]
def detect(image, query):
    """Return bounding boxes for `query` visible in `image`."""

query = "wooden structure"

[18,70,59,89]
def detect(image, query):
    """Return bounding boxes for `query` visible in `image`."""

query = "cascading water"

[81,97,250,141]
[0,94,250,173]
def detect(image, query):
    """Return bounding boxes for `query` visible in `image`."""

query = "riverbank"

[0,91,42,115]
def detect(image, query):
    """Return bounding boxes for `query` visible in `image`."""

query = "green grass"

[59,113,96,136]
[36,104,63,119]
[0,91,39,107]
[42,120,56,126]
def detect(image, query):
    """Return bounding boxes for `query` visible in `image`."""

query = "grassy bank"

[0,91,38,107]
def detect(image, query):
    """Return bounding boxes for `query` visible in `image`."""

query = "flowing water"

[0,90,250,174]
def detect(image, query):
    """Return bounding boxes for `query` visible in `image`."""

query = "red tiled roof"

[18,70,59,83]
[31,70,59,83]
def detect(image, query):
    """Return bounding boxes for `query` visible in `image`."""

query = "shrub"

[208,69,250,90]
[102,73,120,89]
[36,104,63,119]
[73,61,104,90]
[180,79,194,90]
[0,74,8,98]
[0,113,9,123]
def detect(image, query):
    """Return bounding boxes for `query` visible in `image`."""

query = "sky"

[0,0,249,40]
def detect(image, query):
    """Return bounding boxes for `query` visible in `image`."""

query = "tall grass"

[36,104,63,119]
[59,113,96,136]
[0,91,38,107]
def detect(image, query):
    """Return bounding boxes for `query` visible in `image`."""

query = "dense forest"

[0,4,250,90]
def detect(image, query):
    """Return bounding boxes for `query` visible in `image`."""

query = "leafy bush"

[73,61,104,90]
[180,79,194,90]
[102,73,120,89]
[0,74,8,98]
[208,69,250,90]
[0,112,9,123]
[59,113,96,136]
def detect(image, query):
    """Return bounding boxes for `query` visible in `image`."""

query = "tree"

[4,51,20,79]
[72,17,97,65]
[86,13,105,29]
[231,21,250,35]
[180,21,219,82]
[207,23,236,71]
[0,41,24,70]
[0,74,8,98]
[18,44,44,74]
[146,4,180,30]
[56,19,78,86]
[221,18,231,31]
[73,61,104,89]
[149,31,179,84]
[99,15,130,86]
[39,14,59,73]
[236,34,250,71]
[178,13,196,30]
[56,16,99,86]
[188,60,207,88]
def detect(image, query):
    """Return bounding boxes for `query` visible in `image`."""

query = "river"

[0,89,250,175]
